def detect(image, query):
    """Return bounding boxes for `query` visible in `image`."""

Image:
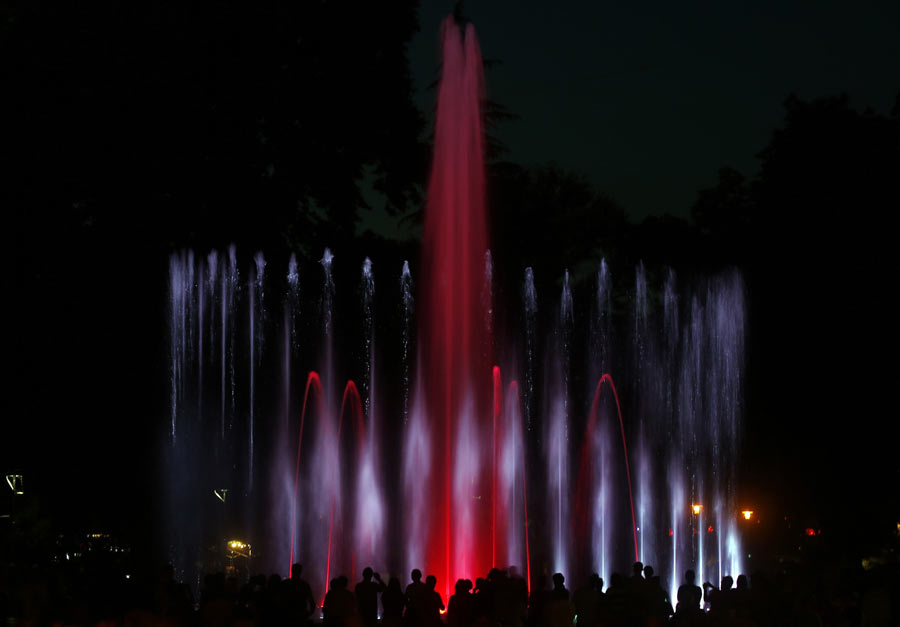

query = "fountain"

[165,16,746,604]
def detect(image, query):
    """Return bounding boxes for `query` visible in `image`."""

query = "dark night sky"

[410,0,899,221]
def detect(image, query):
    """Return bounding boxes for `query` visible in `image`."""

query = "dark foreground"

[2,553,898,627]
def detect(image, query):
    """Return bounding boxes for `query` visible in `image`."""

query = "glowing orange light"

[439,609,447,615]
[692,504,702,515]
[741,510,754,520]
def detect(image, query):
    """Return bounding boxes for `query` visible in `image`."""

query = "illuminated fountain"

[165,16,745,603]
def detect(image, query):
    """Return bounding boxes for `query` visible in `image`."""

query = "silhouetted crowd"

[1,558,897,627]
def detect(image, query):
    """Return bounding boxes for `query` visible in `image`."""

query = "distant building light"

[707,525,715,533]
[804,528,816,537]
[692,504,703,515]
[741,510,754,520]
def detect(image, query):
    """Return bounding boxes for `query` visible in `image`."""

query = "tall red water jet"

[420,16,491,597]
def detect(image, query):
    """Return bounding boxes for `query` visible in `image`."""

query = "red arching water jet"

[420,15,490,598]
[289,371,324,578]
[324,380,364,597]
[576,374,640,562]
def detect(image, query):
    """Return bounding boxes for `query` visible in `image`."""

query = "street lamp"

[692,503,703,516]
[6,475,23,495]
[741,510,754,521]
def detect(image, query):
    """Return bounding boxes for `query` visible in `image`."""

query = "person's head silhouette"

[552,573,565,589]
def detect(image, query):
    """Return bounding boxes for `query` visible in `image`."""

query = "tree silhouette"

[3,0,425,257]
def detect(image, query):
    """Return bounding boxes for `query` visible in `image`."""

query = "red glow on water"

[421,15,491,597]
[289,371,323,578]
[576,374,639,562]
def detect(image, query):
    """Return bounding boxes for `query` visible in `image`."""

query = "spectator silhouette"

[704,574,733,618]
[546,574,572,627]
[447,579,474,627]
[605,572,628,624]
[355,567,385,627]
[527,574,550,627]
[629,562,644,589]
[285,564,316,627]
[323,576,357,627]
[381,577,405,627]
[642,568,672,626]
[424,575,444,627]
[674,569,702,623]
[572,573,601,627]
[404,569,429,627]
[550,573,569,601]
[472,576,491,623]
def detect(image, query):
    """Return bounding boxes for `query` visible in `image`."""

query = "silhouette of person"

[381,577,405,627]
[704,575,733,616]
[572,573,601,627]
[527,574,549,627]
[404,569,429,627]
[550,573,569,601]
[629,562,645,588]
[642,568,672,626]
[424,575,444,627]
[546,573,572,627]
[324,576,356,627]
[285,564,316,627]
[355,567,385,627]
[675,569,702,618]
[447,579,474,627]
[605,572,629,623]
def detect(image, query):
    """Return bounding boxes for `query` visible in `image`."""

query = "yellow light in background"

[692,504,702,515]
[227,539,251,557]
[742,510,754,520]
